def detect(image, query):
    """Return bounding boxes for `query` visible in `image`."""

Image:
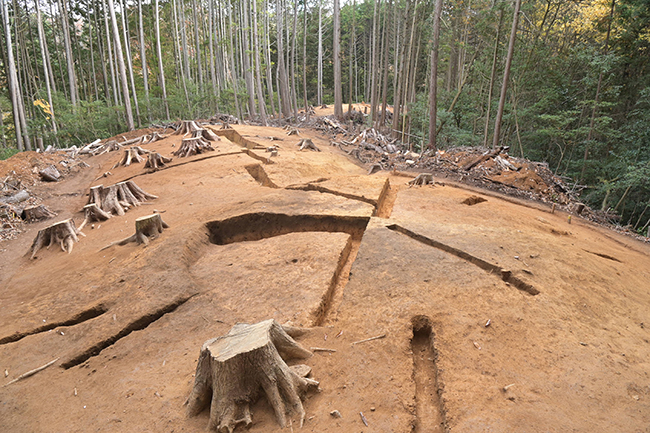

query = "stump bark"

[78,203,111,230]
[192,128,220,142]
[29,219,84,259]
[113,146,151,168]
[101,213,169,250]
[186,320,318,433]
[21,205,57,222]
[144,152,173,170]
[408,173,434,186]
[173,137,215,158]
[146,132,168,143]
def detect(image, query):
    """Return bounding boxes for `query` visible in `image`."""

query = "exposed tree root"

[186,319,318,432]
[297,139,320,152]
[113,146,151,168]
[87,181,157,217]
[78,203,111,230]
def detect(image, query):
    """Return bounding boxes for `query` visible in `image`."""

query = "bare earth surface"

[1,124,650,433]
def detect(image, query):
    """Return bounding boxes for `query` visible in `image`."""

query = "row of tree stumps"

[29,180,166,259]
[27,120,221,258]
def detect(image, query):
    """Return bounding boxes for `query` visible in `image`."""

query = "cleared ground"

[1,124,649,432]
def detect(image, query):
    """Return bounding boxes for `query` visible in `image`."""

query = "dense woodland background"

[0,0,649,231]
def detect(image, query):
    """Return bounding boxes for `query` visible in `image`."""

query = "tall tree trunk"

[36,0,58,136]
[317,0,322,106]
[276,0,291,117]
[348,0,356,113]
[290,0,298,117]
[370,0,380,122]
[483,8,503,147]
[1,0,23,150]
[581,0,616,182]
[107,0,135,130]
[154,0,170,119]
[208,0,218,98]
[192,0,203,88]
[58,0,77,106]
[302,0,308,113]
[264,0,277,116]
[104,1,120,106]
[120,0,141,126]
[379,0,392,127]
[138,0,150,119]
[492,0,521,149]
[252,0,267,124]
[242,0,256,116]
[333,0,342,118]
[427,0,443,150]
[227,0,242,119]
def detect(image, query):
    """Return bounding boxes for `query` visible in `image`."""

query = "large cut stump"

[87,181,157,216]
[21,205,57,222]
[29,218,84,259]
[146,131,168,143]
[186,320,318,432]
[144,152,172,170]
[78,203,111,230]
[113,146,151,168]
[173,137,214,158]
[101,213,169,250]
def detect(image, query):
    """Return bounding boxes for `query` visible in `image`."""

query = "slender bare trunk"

[120,0,141,126]
[317,0,322,106]
[252,0,267,123]
[58,0,77,106]
[492,0,521,149]
[36,1,57,135]
[427,0,443,150]
[154,0,170,119]
[333,0,342,118]
[483,8,503,147]
[108,0,135,130]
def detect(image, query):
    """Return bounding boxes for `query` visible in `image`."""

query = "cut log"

[146,131,168,143]
[192,128,221,142]
[21,205,57,222]
[144,152,173,170]
[78,203,111,230]
[462,146,507,171]
[113,146,151,168]
[173,137,215,158]
[39,165,61,182]
[408,173,434,187]
[29,219,84,259]
[297,139,320,152]
[186,320,318,432]
[100,213,169,250]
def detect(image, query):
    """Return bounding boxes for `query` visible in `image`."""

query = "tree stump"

[297,139,320,152]
[174,120,204,136]
[113,146,151,168]
[39,165,61,182]
[146,132,168,143]
[87,181,157,216]
[78,203,111,230]
[21,205,57,222]
[408,173,434,187]
[192,128,221,142]
[186,320,318,432]
[144,152,173,170]
[220,122,233,130]
[173,137,215,158]
[29,219,84,259]
[101,213,169,250]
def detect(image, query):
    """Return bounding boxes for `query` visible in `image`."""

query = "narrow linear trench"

[387,224,539,295]
[0,304,108,345]
[375,180,398,218]
[312,235,363,326]
[411,316,445,433]
[61,295,194,369]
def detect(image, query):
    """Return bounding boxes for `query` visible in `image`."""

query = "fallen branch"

[310,347,337,353]
[2,358,59,387]
[351,334,386,345]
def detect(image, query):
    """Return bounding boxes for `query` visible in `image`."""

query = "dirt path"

[1,124,649,433]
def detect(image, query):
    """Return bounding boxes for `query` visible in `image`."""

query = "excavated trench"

[61,295,194,369]
[206,213,369,245]
[0,304,108,345]
[411,315,446,433]
[387,224,539,295]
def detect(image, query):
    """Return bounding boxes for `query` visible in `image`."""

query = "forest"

[0,0,649,232]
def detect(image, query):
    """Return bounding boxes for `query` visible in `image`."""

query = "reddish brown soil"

[1,124,649,433]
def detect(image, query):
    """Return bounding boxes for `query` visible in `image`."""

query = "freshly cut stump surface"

[186,319,318,433]
[101,213,169,250]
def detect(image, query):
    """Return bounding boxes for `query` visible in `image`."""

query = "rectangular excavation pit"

[206,213,369,245]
